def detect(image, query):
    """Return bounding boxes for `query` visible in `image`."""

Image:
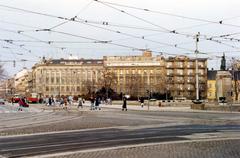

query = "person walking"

[77,97,83,109]
[48,97,52,106]
[63,97,68,110]
[59,97,64,107]
[122,97,127,111]
[140,97,144,108]
[11,97,14,105]
[90,96,95,110]
[95,96,101,110]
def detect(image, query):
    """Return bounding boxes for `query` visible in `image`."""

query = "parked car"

[0,98,5,105]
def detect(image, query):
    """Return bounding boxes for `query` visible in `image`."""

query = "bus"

[27,93,39,103]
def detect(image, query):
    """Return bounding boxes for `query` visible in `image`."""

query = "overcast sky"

[0,0,240,76]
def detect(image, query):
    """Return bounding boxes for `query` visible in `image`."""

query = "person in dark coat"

[48,97,52,106]
[122,97,127,111]
[90,96,95,110]
[140,97,144,108]
[95,96,101,110]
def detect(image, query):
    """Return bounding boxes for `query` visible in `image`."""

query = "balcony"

[186,64,194,68]
[187,73,195,76]
[186,79,195,83]
[166,65,174,69]
[198,65,205,69]
[166,73,174,76]
[175,65,184,69]
[176,80,185,84]
[175,73,184,76]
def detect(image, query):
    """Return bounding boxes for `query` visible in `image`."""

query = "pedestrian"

[63,97,68,110]
[59,97,64,107]
[48,97,52,106]
[140,97,144,108]
[90,96,95,110]
[52,97,56,106]
[45,97,49,106]
[11,97,14,105]
[77,97,83,109]
[95,97,101,110]
[82,98,85,104]
[122,97,127,111]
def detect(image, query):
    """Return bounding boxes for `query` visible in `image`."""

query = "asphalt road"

[1,103,240,157]
[0,124,240,157]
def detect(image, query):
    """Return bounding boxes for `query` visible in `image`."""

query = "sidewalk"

[25,102,240,114]
[87,102,240,113]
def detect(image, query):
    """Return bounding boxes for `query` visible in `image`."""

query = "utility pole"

[195,32,200,101]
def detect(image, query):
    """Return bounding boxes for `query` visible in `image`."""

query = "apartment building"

[165,56,208,100]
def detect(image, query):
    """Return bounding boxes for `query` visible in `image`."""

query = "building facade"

[30,51,208,100]
[31,58,104,97]
[104,51,165,97]
[207,70,240,102]
[166,56,208,100]
[207,70,217,101]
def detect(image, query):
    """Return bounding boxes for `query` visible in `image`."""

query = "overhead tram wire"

[0,3,238,56]
[0,39,99,44]
[94,0,240,29]
[1,3,240,40]
[0,5,170,51]
[0,26,142,53]
[93,0,170,32]
[0,28,43,58]
[0,3,199,40]
[92,0,240,51]
[49,0,94,30]
[0,17,207,53]
[35,25,196,53]
[74,17,239,52]
[0,5,171,34]
[34,28,195,55]
[0,20,40,29]
[76,18,168,32]
[34,29,145,51]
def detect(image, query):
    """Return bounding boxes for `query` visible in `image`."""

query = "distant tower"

[220,53,226,71]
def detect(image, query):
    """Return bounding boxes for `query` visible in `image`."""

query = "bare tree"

[82,79,97,96]
[99,70,118,98]
[154,74,167,94]
[127,74,141,97]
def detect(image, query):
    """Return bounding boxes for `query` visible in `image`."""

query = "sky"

[0,0,240,76]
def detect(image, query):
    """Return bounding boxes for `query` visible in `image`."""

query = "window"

[61,78,65,84]
[51,77,54,84]
[46,77,49,84]
[56,77,60,84]
[61,86,65,92]
[209,92,212,97]
[188,70,194,75]
[209,83,212,88]
[177,69,183,75]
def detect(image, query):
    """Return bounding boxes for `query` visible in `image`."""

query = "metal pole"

[195,32,200,101]
[148,97,150,111]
